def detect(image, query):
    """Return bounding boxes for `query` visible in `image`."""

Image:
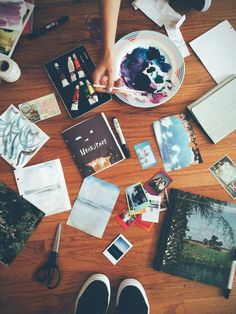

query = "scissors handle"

[35,252,61,289]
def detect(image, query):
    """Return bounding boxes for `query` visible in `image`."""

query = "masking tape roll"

[0,55,21,83]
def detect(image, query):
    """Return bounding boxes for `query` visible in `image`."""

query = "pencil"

[93,84,147,94]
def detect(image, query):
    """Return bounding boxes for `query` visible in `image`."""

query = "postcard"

[153,113,202,172]
[209,155,236,199]
[18,93,61,123]
[103,234,133,265]
[134,140,157,169]
[0,105,49,168]
[144,170,172,195]
[67,176,120,238]
[115,208,138,230]
[142,193,160,223]
[14,159,71,216]
[126,182,149,215]
[0,2,34,57]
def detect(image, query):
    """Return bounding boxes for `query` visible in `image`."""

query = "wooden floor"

[1,0,236,313]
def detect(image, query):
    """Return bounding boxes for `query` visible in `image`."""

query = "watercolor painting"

[0,105,49,168]
[0,1,27,31]
[153,113,202,172]
[67,176,120,238]
[114,31,185,108]
[14,159,71,216]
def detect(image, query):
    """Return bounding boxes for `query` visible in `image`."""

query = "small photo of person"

[145,170,172,195]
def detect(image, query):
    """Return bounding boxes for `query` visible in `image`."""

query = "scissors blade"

[52,223,61,253]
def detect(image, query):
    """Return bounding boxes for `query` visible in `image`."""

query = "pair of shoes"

[74,274,149,314]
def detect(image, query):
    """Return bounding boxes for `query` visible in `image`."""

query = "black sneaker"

[191,0,212,12]
[116,278,150,314]
[74,274,110,314]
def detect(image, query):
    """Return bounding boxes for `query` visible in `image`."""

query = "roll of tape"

[0,55,21,83]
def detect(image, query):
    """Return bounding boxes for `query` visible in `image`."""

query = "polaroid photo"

[126,182,149,215]
[19,93,61,123]
[159,189,169,212]
[134,215,154,231]
[115,208,138,230]
[144,170,172,195]
[209,155,236,199]
[142,193,160,223]
[134,140,157,169]
[103,234,133,265]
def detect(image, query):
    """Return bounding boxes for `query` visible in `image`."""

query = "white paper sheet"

[67,176,120,238]
[14,159,71,216]
[189,20,236,84]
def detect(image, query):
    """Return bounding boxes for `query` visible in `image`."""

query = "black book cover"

[0,182,45,266]
[61,112,125,178]
[154,189,236,289]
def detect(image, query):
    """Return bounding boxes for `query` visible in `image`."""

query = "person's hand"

[92,51,115,93]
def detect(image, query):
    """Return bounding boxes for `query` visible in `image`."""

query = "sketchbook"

[62,112,125,178]
[154,189,236,289]
[187,75,236,144]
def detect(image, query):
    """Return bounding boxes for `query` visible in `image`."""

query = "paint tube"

[71,84,79,110]
[72,53,85,78]
[86,79,99,102]
[0,55,21,83]
[67,56,77,82]
[79,80,96,105]
[54,62,69,87]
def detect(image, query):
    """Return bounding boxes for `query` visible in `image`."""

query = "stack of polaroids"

[115,170,172,231]
[45,46,112,119]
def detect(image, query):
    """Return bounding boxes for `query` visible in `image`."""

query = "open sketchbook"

[154,189,236,290]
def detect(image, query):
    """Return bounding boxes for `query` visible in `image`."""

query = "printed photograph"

[126,182,149,214]
[103,234,132,264]
[134,140,157,169]
[115,208,138,230]
[153,113,202,172]
[142,193,160,223]
[209,155,236,199]
[160,190,236,289]
[159,189,169,211]
[144,170,172,195]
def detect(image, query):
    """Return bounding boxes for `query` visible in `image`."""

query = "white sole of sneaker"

[200,0,212,12]
[116,278,150,314]
[74,273,111,314]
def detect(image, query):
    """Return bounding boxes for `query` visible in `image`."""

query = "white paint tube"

[0,55,21,83]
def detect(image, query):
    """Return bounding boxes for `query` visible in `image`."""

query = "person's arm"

[93,0,121,92]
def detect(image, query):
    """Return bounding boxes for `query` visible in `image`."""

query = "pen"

[28,16,69,39]
[93,84,147,94]
[224,250,236,299]
[113,117,131,159]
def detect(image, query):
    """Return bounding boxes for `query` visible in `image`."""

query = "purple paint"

[118,46,173,104]
[0,2,24,29]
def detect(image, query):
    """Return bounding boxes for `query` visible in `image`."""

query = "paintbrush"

[93,84,147,94]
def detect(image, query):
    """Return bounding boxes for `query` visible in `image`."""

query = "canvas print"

[153,113,202,172]
[66,176,120,238]
[126,182,149,215]
[0,105,49,168]
[134,140,157,169]
[144,170,172,195]
[155,189,236,289]
[0,182,45,266]
[18,93,61,123]
[14,159,71,216]
[209,155,236,199]
[115,208,138,230]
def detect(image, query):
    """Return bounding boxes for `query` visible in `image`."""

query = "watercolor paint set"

[45,46,112,119]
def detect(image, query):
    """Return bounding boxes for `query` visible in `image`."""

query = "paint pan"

[0,56,21,83]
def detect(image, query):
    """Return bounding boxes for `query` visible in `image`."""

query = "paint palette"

[114,30,185,108]
[45,46,112,119]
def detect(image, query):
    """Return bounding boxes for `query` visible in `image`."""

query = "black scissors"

[35,223,62,289]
